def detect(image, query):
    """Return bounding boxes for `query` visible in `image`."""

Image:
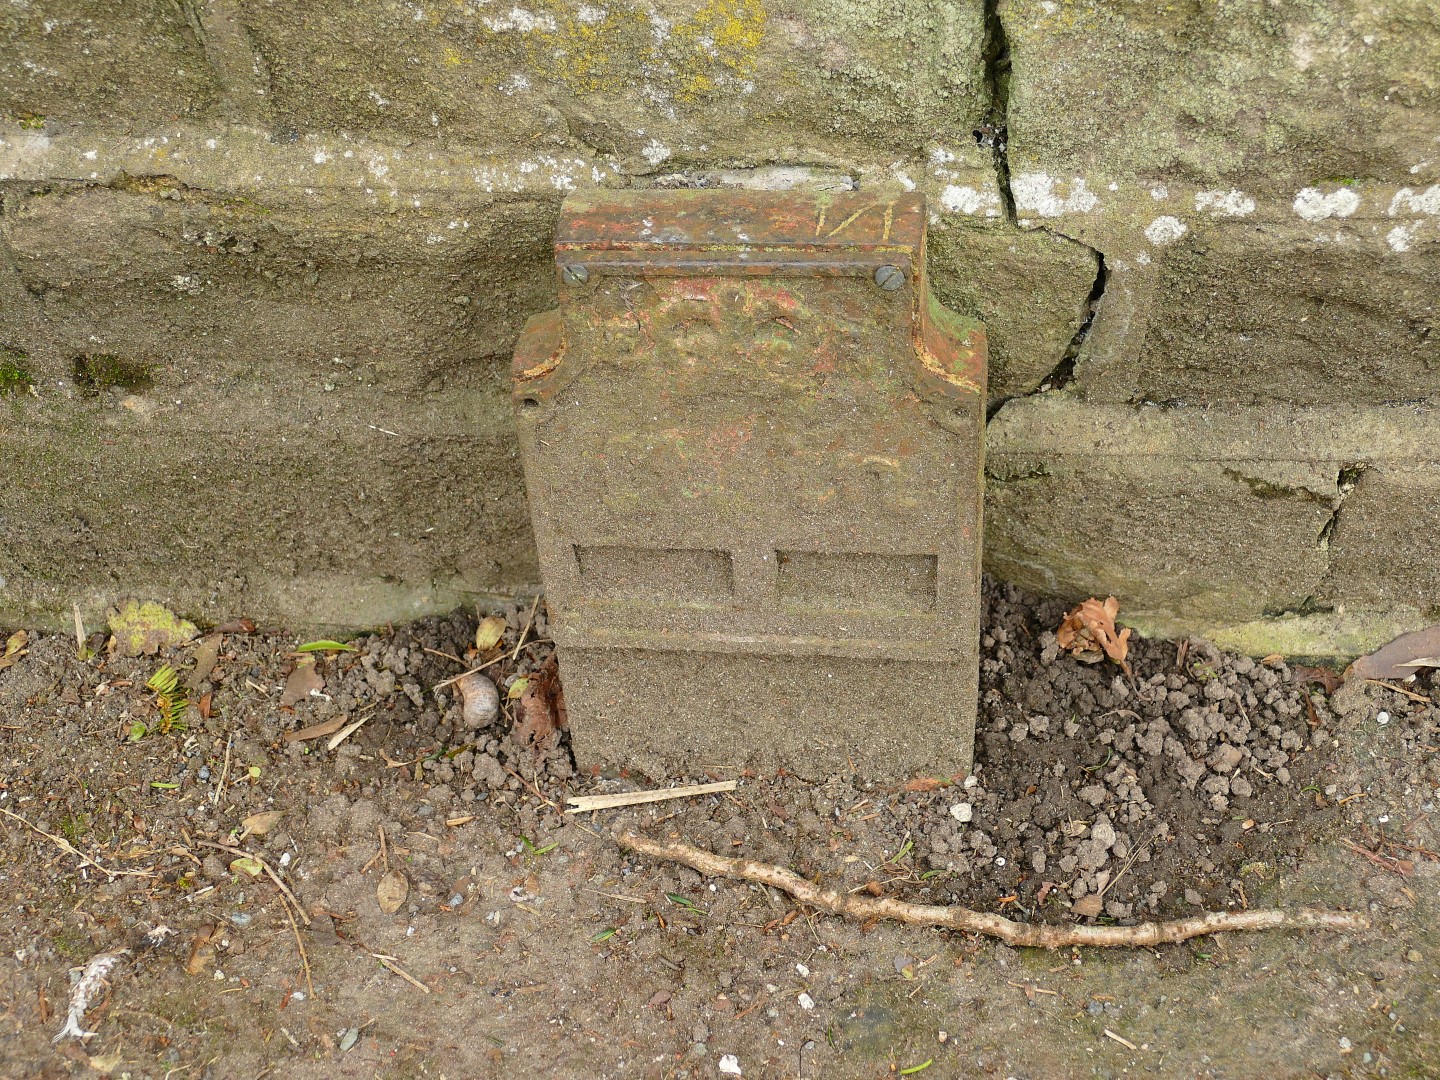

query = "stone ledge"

[986,393,1439,658]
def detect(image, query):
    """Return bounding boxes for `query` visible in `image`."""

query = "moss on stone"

[0,347,32,394]
[72,353,152,393]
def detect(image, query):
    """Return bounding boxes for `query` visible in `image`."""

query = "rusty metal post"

[513,191,987,778]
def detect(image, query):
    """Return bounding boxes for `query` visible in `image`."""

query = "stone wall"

[1,0,1436,654]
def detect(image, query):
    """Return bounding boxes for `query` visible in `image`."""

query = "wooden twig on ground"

[567,781,739,814]
[371,953,431,993]
[1364,679,1432,703]
[280,897,314,999]
[511,595,541,663]
[617,832,1369,949]
[196,841,311,926]
[198,839,314,996]
[430,653,506,692]
[0,807,154,880]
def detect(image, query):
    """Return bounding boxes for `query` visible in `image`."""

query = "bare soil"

[1,580,1437,1079]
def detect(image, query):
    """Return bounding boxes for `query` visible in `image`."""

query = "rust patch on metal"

[513,191,988,778]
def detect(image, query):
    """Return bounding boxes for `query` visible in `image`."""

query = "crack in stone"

[984,240,1106,423]
[1035,247,1106,395]
[1317,465,1367,551]
[977,0,1014,224]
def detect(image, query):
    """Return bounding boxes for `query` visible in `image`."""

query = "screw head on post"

[561,264,590,286]
[873,264,905,291]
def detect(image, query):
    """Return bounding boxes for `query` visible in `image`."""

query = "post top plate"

[556,191,926,256]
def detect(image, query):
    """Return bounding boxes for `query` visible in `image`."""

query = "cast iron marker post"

[513,191,987,778]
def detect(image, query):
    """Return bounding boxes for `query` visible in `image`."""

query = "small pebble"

[229,913,252,928]
[950,803,974,823]
[1377,711,1390,726]
[795,963,809,977]
[1407,949,1423,963]
[718,1054,742,1075]
[797,992,815,1011]
[1339,1036,1352,1051]
[338,1028,359,1052]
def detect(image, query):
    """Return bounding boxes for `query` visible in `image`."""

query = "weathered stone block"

[238,0,989,164]
[1002,0,1440,194]
[514,191,987,777]
[1324,465,1440,612]
[985,395,1440,654]
[984,398,1342,624]
[1078,224,1440,406]
[0,183,555,389]
[0,1,218,130]
[929,224,1098,406]
[0,392,537,631]
[985,452,1336,623]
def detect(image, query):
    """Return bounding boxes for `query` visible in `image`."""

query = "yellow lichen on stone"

[474,0,767,104]
[667,0,768,101]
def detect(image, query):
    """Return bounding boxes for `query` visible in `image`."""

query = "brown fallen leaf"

[1293,664,1344,695]
[217,618,257,634]
[1071,894,1104,918]
[1056,596,1132,675]
[377,870,409,914]
[283,715,347,743]
[0,628,28,671]
[87,1051,124,1075]
[513,654,568,754]
[280,656,324,707]
[186,633,223,690]
[240,810,284,838]
[107,600,198,657]
[475,615,507,652]
[1348,624,1440,682]
[185,924,217,975]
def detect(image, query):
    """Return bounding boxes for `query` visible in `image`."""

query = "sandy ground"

[0,582,1436,1079]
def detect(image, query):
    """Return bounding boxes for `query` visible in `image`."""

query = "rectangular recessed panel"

[776,551,937,613]
[575,545,734,604]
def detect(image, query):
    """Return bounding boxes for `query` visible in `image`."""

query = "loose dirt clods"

[0,579,1436,1077]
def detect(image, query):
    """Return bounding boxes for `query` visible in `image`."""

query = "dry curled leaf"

[513,655,568,755]
[377,870,409,915]
[0,628,27,671]
[186,633,223,690]
[240,810,283,838]
[1071,894,1104,918]
[1293,665,1343,696]
[1347,624,1440,682]
[1056,596,1131,675]
[281,656,324,707]
[284,716,346,743]
[475,615,507,652]
[185,924,217,976]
